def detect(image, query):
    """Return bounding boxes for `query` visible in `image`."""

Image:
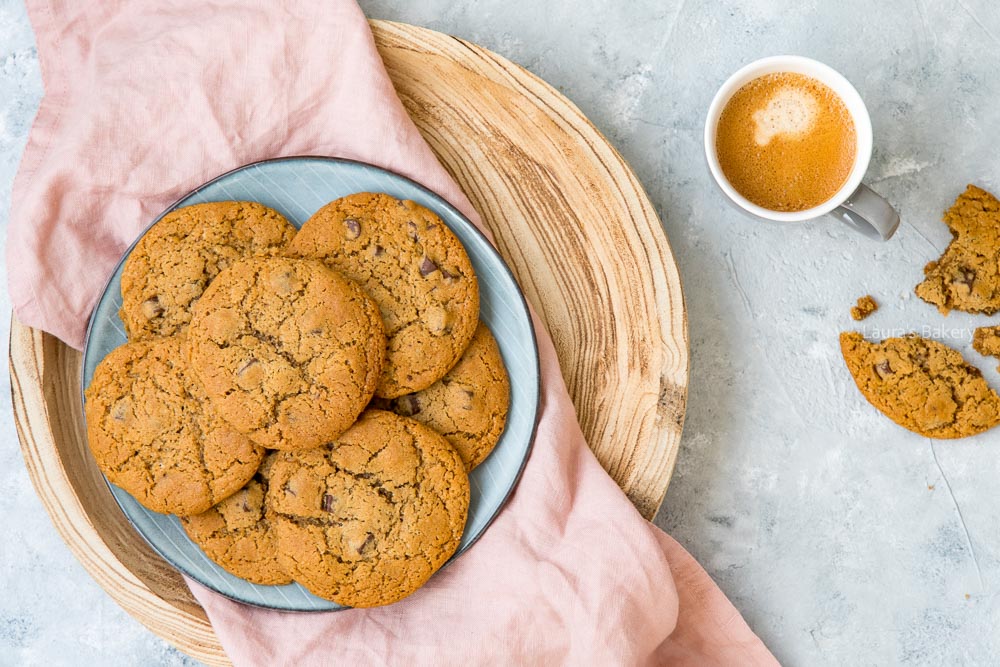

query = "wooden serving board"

[9,20,688,665]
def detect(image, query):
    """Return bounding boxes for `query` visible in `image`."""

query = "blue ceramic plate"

[81,157,540,611]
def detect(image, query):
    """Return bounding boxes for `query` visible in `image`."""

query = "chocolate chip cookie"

[187,257,385,451]
[120,201,296,340]
[84,336,264,515]
[181,452,291,585]
[268,410,469,607]
[375,322,509,470]
[840,331,1000,438]
[287,193,479,398]
[916,185,1000,315]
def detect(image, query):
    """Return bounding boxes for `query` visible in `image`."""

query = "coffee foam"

[752,87,817,146]
[714,72,857,212]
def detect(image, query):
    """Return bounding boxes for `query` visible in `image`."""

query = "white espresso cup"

[704,55,900,240]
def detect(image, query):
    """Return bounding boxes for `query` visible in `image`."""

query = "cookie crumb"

[927,484,935,491]
[850,295,878,321]
[973,325,1000,371]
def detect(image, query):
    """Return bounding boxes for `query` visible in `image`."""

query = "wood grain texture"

[9,20,688,663]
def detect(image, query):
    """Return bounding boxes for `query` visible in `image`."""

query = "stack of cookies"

[85,194,511,607]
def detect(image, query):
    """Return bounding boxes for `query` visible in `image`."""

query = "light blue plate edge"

[80,156,541,612]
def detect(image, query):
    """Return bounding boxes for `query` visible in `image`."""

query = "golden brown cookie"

[973,325,1000,372]
[840,331,1000,438]
[916,185,1000,315]
[181,453,291,585]
[187,257,385,451]
[269,410,469,607]
[850,295,878,321]
[84,336,264,515]
[287,192,479,398]
[120,201,296,340]
[375,322,509,470]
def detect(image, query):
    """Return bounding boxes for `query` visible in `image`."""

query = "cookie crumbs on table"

[850,295,878,320]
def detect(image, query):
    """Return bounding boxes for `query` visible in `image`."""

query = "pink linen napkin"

[9,1,778,664]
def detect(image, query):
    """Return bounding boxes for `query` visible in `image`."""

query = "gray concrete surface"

[3,0,999,664]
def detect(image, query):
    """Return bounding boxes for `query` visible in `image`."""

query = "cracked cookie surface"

[120,201,296,340]
[287,192,479,398]
[187,257,386,451]
[268,410,469,607]
[84,336,264,515]
[181,452,291,585]
[915,185,1000,315]
[840,331,1000,438]
[374,322,509,470]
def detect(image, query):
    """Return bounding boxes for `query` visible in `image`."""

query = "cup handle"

[830,184,900,240]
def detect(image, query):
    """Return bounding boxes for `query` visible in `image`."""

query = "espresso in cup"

[715,72,856,212]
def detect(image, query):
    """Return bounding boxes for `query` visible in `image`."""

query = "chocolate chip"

[407,221,419,241]
[373,244,385,256]
[358,532,375,555]
[958,267,976,286]
[141,297,164,320]
[396,394,421,416]
[308,327,324,336]
[240,492,251,512]
[420,256,439,276]
[321,494,336,512]
[874,360,894,378]
[440,267,457,280]
[344,218,361,239]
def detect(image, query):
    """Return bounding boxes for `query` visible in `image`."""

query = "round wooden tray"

[9,20,688,665]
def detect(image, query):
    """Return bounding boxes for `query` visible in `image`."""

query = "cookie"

[268,410,469,607]
[181,452,291,585]
[84,336,264,515]
[973,325,1000,372]
[850,295,878,321]
[840,331,1000,438]
[287,192,479,398]
[915,185,1000,315]
[187,257,385,451]
[120,201,296,340]
[375,322,509,470]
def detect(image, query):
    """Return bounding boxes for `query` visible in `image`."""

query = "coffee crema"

[715,72,857,212]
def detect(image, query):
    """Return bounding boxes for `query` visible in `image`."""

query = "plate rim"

[80,155,541,612]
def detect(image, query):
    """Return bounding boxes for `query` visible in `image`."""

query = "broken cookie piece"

[973,325,1000,372]
[915,185,1000,315]
[850,295,878,321]
[840,331,1000,438]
